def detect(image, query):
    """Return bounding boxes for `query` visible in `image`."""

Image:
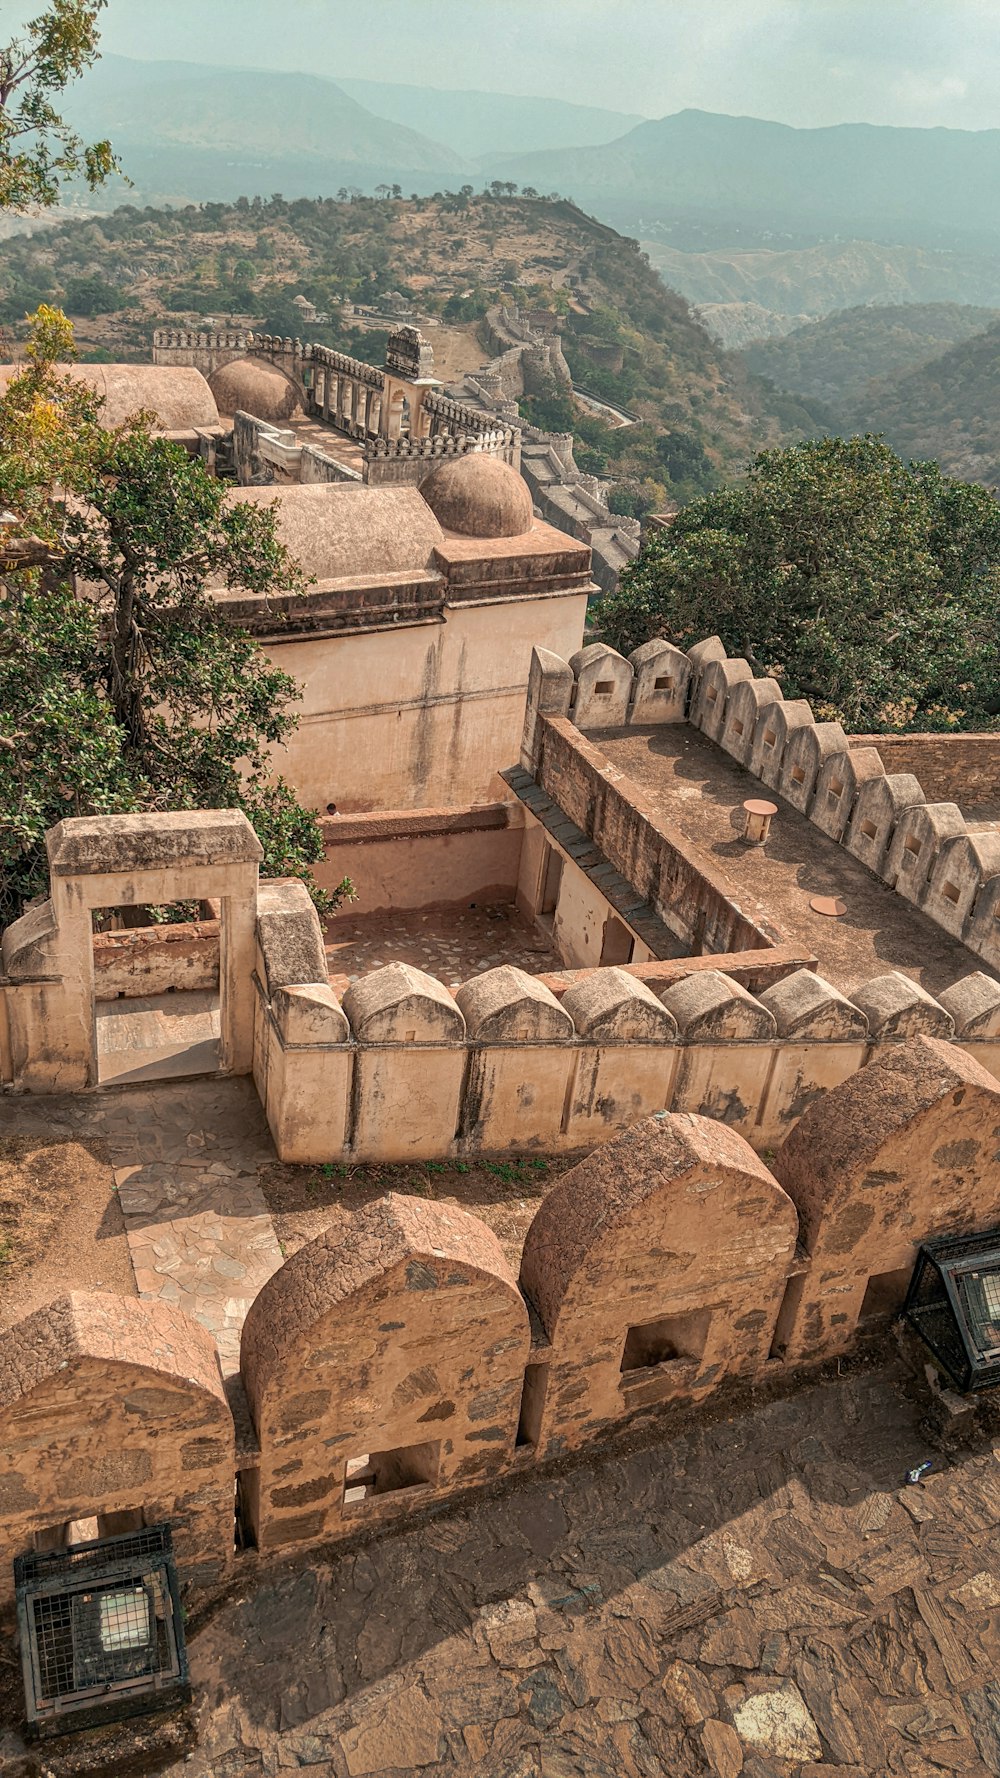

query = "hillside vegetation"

[0,192,828,502]
[742,304,1000,409]
[849,322,1000,488]
[643,239,1000,337]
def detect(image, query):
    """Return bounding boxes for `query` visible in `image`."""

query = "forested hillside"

[848,323,1000,488]
[741,304,1000,409]
[0,191,828,503]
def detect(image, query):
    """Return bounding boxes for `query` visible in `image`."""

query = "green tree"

[63,272,125,315]
[0,308,352,923]
[0,1,119,209]
[595,434,1000,733]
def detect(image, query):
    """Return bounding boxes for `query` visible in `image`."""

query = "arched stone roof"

[240,1192,523,1414]
[419,453,534,538]
[772,1034,1000,1255]
[221,483,445,581]
[0,1291,226,1412]
[0,364,220,432]
[520,1112,797,1338]
[209,356,302,424]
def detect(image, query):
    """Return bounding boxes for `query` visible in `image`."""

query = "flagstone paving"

[2,1078,283,1376]
[139,1356,1000,1778]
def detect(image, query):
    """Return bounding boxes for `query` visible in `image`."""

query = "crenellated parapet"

[518,638,1000,979]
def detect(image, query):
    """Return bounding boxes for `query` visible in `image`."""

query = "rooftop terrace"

[587,723,992,999]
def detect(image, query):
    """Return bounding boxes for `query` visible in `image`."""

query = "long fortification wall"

[6,1038,1000,1602]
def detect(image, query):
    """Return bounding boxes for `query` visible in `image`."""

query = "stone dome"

[419,453,534,539]
[209,357,301,425]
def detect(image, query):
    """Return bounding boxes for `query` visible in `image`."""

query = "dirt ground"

[260,1152,583,1272]
[0,1132,135,1329]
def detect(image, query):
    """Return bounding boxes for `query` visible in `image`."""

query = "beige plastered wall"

[263,591,588,812]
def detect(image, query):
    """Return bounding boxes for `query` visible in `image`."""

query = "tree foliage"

[595,434,1000,733]
[0,1,119,210]
[0,308,351,925]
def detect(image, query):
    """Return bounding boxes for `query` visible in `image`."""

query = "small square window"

[654,674,674,691]
[829,778,845,800]
[706,685,719,703]
[942,881,961,905]
[620,1309,711,1376]
[859,819,878,840]
[343,1441,441,1507]
[790,764,806,785]
[904,835,921,856]
[731,718,745,738]
[763,728,777,749]
[594,679,614,695]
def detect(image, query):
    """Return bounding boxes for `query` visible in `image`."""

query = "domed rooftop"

[419,453,534,539]
[0,363,220,432]
[209,356,302,425]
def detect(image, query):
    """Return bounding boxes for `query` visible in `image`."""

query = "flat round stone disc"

[810,895,847,917]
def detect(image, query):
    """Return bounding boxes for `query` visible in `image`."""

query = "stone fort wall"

[4,1036,1000,1606]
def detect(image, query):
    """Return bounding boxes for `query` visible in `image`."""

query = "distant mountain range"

[488,109,1000,254]
[62,57,642,206]
[645,239,1000,341]
[741,303,1000,410]
[44,60,1000,332]
[336,78,643,161]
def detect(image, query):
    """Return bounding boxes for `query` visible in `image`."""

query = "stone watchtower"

[380,325,441,442]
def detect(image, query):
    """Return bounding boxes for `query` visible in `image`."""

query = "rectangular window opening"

[594,679,614,695]
[859,819,878,840]
[706,685,719,703]
[731,718,745,738]
[859,1266,912,1328]
[654,674,674,692]
[828,778,845,800]
[516,1364,548,1448]
[763,728,777,749]
[342,1441,441,1507]
[620,1309,711,1376]
[942,881,961,905]
[790,765,806,785]
[904,835,922,857]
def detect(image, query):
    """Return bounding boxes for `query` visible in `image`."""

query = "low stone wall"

[520,638,1000,979]
[533,717,779,957]
[252,882,1000,1166]
[850,732,1000,806]
[8,1036,1000,1596]
[93,918,220,1001]
[317,803,524,913]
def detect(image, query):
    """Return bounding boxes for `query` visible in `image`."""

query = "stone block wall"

[11,1042,1000,1594]
[251,880,1000,1164]
[0,1293,234,1610]
[7,1032,1000,1596]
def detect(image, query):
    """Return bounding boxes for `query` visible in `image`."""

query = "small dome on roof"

[419,453,534,539]
[209,357,301,425]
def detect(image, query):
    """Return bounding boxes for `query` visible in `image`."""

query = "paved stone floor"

[5,1079,281,1375]
[151,1358,1000,1777]
[325,903,561,995]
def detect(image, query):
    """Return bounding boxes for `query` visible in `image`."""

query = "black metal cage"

[903,1230,1000,1393]
[14,1524,189,1737]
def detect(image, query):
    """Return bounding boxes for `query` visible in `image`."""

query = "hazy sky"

[21,0,1000,131]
